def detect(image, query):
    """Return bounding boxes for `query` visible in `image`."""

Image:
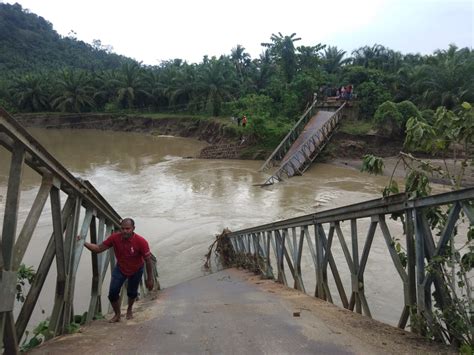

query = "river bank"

[13,112,403,160]
[12,112,473,186]
[13,112,236,144]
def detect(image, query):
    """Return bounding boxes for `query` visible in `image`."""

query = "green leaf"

[461,102,471,110]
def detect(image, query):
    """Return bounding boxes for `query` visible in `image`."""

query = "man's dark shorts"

[108,265,144,303]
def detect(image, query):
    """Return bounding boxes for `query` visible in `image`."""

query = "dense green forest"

[0,2,473,141]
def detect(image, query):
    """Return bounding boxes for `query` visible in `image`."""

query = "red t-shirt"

[103,232,151,276]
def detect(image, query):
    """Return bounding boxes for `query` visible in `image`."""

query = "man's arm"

[84,241,110,254]
[144,256,154,290]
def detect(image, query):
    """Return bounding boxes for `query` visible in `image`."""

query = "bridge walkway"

[261,105,344,186]
[30,269,451,354]
[279,110,334,174]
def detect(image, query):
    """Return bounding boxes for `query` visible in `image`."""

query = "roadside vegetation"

[361,103,473,351]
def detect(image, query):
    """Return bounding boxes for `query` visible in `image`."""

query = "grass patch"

[339,120,374,135]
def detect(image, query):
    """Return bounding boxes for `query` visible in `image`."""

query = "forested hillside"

[0,3,132,74]
[0,2,473,147]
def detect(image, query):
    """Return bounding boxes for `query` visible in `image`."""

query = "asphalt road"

[29,268,452,354]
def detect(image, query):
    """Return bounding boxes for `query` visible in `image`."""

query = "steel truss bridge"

[0,108,158,354]
[227,187,474,344]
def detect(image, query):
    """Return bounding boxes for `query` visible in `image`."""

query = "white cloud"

[4,0,472,64]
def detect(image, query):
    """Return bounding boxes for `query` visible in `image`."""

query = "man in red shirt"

[83,218,154,322]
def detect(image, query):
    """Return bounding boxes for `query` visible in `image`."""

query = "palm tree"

[254,49,276,91]
[115,62,147,108]
[262,32,302,82]
[168,63,198,112]
[351,44,387,69]
[11,74,50,112]
[297,43,325,72]
[142,69,168,110]
[195,57,236,116]
[322,46,349,74]
[413,45,474,109]
[230,44,251,83]
[93,69,119,109]
[51,70,95,112]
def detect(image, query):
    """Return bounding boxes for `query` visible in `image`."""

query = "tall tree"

[262,32,302,82]
[93,69,119,109]
[351,44,402,71]
[230,44,251,83]
[142,69,168,110]
[11,74,50,112]
[115,62,147,108]
[195,57,236,116]
[51,69,95,112]
[296,43,325,72]
[414,45,474,109]
[322,46,349,74]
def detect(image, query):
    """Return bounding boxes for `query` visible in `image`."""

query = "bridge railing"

[259,96,319,172]
[0,108,158,353]
[226,188,474,344]
[262,102,346,185]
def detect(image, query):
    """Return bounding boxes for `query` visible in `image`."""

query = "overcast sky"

[4,0,473,65]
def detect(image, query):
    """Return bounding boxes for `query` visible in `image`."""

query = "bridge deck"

[30,269,450,354]
[280,110,333,169]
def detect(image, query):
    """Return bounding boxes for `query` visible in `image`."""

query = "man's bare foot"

[109,314,121,323]
[126,310,133,320]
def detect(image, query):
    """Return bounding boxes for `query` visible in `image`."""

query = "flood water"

[0,127,451,329]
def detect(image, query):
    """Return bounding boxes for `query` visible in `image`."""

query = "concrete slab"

[29,269,453,354]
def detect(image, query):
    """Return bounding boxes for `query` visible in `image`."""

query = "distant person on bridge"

[242,115,248,127]
[82,218,154,322]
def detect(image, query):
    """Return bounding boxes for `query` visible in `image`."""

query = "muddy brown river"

[0,127,452,331]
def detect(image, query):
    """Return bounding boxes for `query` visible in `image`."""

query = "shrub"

[356,81,392,120]
[373,101,403,137]
[396,100,422,124]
